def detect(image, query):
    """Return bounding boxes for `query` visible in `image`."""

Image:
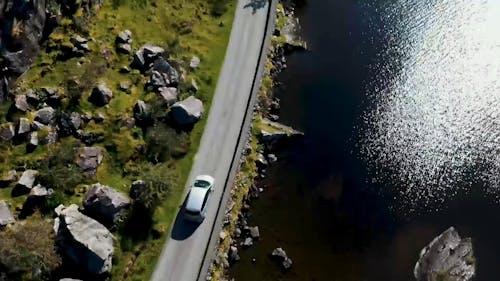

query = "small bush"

[0,214,61,280]
[144,124,191,163]
[36,141,89,195]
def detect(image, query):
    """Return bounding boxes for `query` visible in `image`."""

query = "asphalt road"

[150,1,276,280]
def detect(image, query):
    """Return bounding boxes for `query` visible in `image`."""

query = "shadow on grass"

[170,195,201,240]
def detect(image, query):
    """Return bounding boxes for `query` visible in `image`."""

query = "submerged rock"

[271,247,293,270]
[54,204,114,274]
[414,227,475,281]
[170,96,204,125]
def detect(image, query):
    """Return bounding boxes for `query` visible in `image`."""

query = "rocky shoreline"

[207,1,307,280]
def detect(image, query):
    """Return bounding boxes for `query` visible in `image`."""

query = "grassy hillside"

[0,0,237,280]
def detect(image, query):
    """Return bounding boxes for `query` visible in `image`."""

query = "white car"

[184,175,215,222]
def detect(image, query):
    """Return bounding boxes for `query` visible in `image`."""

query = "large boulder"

[17,117,31,134]
[88,84,113,106]
[116,30,132,54]
[15,169,38,194]
[133,100,149,122]
[152,58,179,86]
[131,44,165,71]
[0,123,15,141]
[0,200,15,226]
[414,227,475,281]
[170,96,204,125]
[0,170,17,187]
[54,204,114,274]
[35,106,56,125]
[158,87,178,105]
[15,94,29,112]
[76,147,103,175]
[83,183,131,225]
[58,112,81,136]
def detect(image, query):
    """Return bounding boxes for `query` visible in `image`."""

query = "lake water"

[229,0,500,280]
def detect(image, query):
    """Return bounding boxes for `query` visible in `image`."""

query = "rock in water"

[170,96,204,125]
[54,204,114,274]
[414,227,475,281]
[271,247,293,270]
[82,183,131,225]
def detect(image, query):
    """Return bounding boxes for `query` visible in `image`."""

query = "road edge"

[196,0,279,280]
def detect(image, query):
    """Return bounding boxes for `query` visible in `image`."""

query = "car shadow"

[243,0,268,14]
[170,196,202,241]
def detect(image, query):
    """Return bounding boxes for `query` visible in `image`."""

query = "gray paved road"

[150,1,275,280]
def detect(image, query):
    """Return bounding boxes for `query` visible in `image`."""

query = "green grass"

[4,0,238,280]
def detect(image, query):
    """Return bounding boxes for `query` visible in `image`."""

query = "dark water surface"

[230,0,500,281]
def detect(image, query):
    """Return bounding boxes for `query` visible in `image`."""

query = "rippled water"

[361,0,500,209]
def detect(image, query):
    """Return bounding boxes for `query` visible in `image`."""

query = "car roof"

[186,187,209,212]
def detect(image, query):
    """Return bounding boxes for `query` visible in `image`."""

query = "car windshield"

[185,209,200,216]
[194,180,210,188]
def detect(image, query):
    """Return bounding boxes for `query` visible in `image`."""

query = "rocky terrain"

[0,0,235,280]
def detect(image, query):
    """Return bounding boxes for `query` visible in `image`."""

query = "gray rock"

[35,107,55,125]
[23,184,51,213]
[70,112,82,130]
[215,252,229,268]
[77,147,103,175]
[17,170,38,190]
[158,87,178,105]
[117,43,132,54]
[89,83,113,106]
[71,35,90,53]
[18,117,31,134]
[0,201,15,226]
[15,94,29,112]
[149,70,169,89]
[256,153,268,167]
[54,204,114,274]
[271,247,292,270]
[229,246,240,263]
[27,131,38,151]
[131,44,165,71]
[152,58,180,86]
[83,183,131,224]
[249,226,260,239]
[414,227,475,281]
[170,96,204,125]
[119,80,132,93]
[129,180,146,199]
[267,154,277,163]
[31,120,46,131]
[219,230,227,241]
[190,56,200,69]
[133,100,149,121]
[26,90,41,106]
[116,30,132,44]
[0,170,17,187]
[242,237,253,247]
[0,123,15,141]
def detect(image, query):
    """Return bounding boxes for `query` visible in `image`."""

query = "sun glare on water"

[361,0,500,209]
